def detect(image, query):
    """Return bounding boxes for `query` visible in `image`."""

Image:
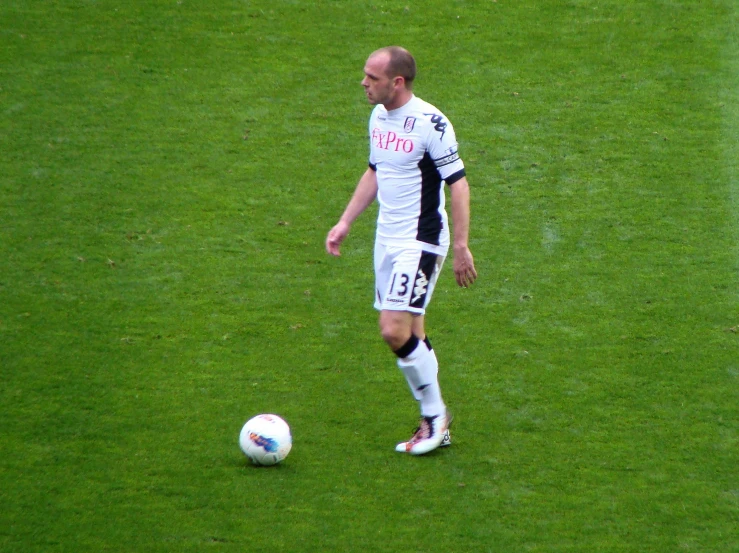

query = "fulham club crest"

[404,117,416,133]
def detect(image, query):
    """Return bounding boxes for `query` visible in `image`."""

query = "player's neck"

[383,91,413,112]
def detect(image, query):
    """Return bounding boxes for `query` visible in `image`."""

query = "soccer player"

[326,46,477,455]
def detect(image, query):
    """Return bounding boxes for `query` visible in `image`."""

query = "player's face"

[361,53,400,107]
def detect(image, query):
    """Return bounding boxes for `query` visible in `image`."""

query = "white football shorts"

[374,243,446,314]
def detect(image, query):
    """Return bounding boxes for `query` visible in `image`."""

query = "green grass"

[1,1,737,551]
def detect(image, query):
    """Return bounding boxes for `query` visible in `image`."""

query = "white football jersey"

[368,95,466,254]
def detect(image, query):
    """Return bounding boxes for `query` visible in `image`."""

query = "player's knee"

[379,317,411,350]
[379,325,399,347]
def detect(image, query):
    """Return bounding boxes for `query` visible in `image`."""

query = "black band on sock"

[394,334,420,358]
[423,336,432,351]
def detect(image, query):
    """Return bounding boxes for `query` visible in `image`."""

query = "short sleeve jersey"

[368,95,466,255]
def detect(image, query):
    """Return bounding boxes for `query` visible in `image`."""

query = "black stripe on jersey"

[369,161,377,171]
[445,169,466,186]
[410,251,439,309]
[416,152,443,245]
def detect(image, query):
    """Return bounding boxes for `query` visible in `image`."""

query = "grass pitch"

[1,1,737,552]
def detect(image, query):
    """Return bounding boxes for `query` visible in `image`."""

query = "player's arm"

[326,166,378,256]
[425,111,477,288]
[449,176,477,287]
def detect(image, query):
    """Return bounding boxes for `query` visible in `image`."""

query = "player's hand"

[453,246,477,288]
[326,221,350,257]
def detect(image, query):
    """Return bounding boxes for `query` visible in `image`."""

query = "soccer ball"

[239,414,292,466]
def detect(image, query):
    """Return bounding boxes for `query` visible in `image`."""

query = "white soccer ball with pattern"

[239,414,292,466]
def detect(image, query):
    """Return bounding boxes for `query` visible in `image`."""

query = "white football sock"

[397,337,445,417]
[397,337,424,401]
[415,344,445,417]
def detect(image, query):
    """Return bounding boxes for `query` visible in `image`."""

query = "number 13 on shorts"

[374,245,445,315]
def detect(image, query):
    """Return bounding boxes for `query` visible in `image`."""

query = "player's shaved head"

[370,46,416,89]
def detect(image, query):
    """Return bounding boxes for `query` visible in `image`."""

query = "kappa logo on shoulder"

[424,113,447,140]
